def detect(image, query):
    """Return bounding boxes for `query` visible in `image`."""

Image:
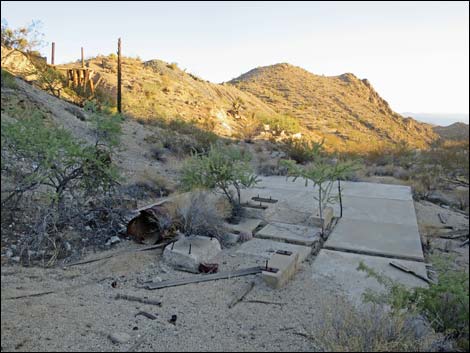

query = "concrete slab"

[340,181,413,201]
[324,218,424,261]
[236,238,312,263]
[224,218,263,235]
[262,251,299,289]
[255,222,322,246]
[311,249,428,306]
[163,236,221,272]
[341,196,419,227]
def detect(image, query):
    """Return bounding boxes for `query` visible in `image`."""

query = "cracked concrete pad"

[255,222,322,246]
[312,249,428,306]
[236,238,312,263]
[341,196,419,226]
[324,218,424,261]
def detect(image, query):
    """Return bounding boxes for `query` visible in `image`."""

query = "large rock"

[163,236,221,272]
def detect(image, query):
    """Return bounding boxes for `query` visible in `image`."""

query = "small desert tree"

[1,18,45,52]
[1,103,123,264]
[181,144,259,210]
[281,158,357,237]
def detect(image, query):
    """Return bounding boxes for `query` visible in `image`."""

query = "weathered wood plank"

[145,267,262,290]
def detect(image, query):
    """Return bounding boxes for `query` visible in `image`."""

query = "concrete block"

[307,206,334,229]
[255,222,322,246]
[262,251,299,289]
[236,238,312,264]
[163,236,221,272]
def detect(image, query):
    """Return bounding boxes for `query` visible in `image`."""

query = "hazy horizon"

[402,112,469,127]
[1,1,469,123]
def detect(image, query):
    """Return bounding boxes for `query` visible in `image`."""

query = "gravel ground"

[1,242,343,352]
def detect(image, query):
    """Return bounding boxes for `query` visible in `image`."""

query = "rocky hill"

[2,47,439,152]
[229,63,438,151]
[72,56,277,137]
[433,122,470,141]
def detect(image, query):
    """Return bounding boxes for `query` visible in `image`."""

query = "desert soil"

[1,193,468,352]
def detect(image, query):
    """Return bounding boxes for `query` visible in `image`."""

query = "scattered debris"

[111,281,118,288]
[108,332,131,344]
[144,267,262,290]
[242,300,285,306]
[199,263,219,274]
[389,262,430,284]
[437,229,469,240]
[115,293,162,306]
[168,314,177,325]
[228,281,255,309]
[127,334,147,352]
[63,241,175,268]
[126,201,177,244]
[437,213,448,224]
[135,311,158,320]
[4,277,112,300]
[251,195,278,203]
[106,235,121,246]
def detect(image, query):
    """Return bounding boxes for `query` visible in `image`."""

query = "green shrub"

[358,257,469,351]
[1,68,17,88]
[256,112,301,135]
[281,158,358,235]
[35,64,67,97]
[282,137,324,164]
[181,144,259,206]
[1,106,123,265]
[309,297,437,352]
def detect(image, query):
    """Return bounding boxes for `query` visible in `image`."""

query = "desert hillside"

[2,47,440,152]
[433,122,470,141]
[229,63,438,151]
[68,55,278,137]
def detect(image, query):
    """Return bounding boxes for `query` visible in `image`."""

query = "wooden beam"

[117,37,122,113]
[72,69,78,87]
[145,267,262,290]
[89,72,95,94]
[51,42,55,65]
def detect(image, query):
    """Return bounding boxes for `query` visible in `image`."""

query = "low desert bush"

[256,112,301,135]
[359,256,469,351]
[175,191,230,240]
[309,297,438,352]
[1,68,17,88]
[238,114,263,143]
[282,137,324,164]
[1,104,125,265]
[180,144,259,208]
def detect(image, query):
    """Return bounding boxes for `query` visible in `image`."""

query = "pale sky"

[2,1,469,122]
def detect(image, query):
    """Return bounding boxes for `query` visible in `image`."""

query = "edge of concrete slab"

[323,245,425,263]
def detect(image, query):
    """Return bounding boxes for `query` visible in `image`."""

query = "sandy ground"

[1,78,468,352]
[2,198,468,352]
[1,243,341,352]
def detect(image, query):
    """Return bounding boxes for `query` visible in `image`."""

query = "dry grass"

[308,297,440,352]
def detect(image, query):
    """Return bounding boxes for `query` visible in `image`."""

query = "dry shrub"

[256,155,288,176]
[309,297,439,352]
[175,191,231,240]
